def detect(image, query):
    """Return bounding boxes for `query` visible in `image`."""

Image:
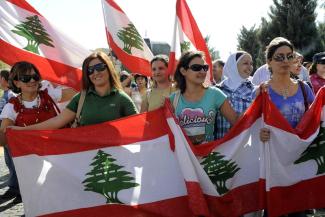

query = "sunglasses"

[187,64,209,72]
[272,53,295,62]
[87,63,107,75]
[18,74,40,83]
[316,59,325,65]
[152,66,166,72]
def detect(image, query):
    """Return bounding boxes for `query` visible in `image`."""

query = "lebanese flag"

[102,0,153,76]
[0,0,91,90]
[168,0,212,84]
[189,88,325,217]
[7,107,209,217]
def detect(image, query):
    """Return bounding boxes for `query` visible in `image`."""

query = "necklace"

[282,86,289,100]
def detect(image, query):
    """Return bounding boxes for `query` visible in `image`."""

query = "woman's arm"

[12,108,76,130]
[219,100,239,126]
[0,118,14,146]
[140,95,149,113]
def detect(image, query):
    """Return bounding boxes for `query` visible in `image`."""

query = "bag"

[71,91,86,128]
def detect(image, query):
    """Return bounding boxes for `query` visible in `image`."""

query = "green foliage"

[295,125,325,175]
[180,40,191,53]
[0,61,9,70]
[238,0,323,63]
[117,23,144,54]
[204,35,220,61]
[82,150,139,204]
[237,25,264,70]
[317,22,325,50]
[201,152,240,195]
[12,15,54,54]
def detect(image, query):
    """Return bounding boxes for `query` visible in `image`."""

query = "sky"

[27,0,324,60]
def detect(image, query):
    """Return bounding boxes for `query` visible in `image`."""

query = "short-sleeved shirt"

[142,86,177,111]
[0,87,61,122]
[66,88,137,126]
[269,82,314,128]
[170,86,227,145]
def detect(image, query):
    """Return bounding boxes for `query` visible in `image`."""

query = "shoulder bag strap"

[298,80,309,112]
[72,90,86,128]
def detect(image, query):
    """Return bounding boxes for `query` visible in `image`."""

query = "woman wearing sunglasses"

[10,51,137,130]
[0,61,76,200]
[140,55,176,112]
[259,38,315,217]
[170,51,238,145]
[214,51,254,139]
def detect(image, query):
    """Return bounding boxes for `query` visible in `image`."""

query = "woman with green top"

[11,51,137,130]
[140,55,176,112]
[170,51,238,145]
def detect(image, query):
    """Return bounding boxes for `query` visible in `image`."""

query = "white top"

[0,84,62,122]
[223,52,248,90]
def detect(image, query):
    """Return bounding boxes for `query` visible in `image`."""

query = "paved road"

[0,147,24,217]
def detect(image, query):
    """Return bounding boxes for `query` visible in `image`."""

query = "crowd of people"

[0,36,325,216]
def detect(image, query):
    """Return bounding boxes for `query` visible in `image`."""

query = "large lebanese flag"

[0,0,91,90]
[188,88,325,217]
[168,0,212,84]
[102,0,153,76]
[7,107,209,217]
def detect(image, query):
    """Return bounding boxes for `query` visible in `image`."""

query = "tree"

[205,35,220,61]
[180,40,191,53]
[0,61,9,70]
[317,22,325,51]
[82,150,139,204]
[258,0,322,61]
[201,152,240,195]
[12,15,54,54]
[237,25,264,70]
[295,125,325,175]
[117,23,144,54]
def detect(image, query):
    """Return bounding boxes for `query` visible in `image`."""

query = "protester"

[0,62,70,202]
[120,70,134,96]
[309,52,325,94]
[9,52,137,131]
[141,55,176,112]
[212,59,225,85]
[131,74,150,112]
[259,37,314,217]
[170,51,238,145]
[214,51,254,139]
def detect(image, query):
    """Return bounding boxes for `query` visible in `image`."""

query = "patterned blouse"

[214,81,255,139]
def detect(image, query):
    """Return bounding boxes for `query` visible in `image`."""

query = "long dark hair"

[9,61,42,94]
[81,51,122,91]
[174,51,205,94]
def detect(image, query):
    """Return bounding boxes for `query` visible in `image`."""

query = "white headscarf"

[222,52,249,91]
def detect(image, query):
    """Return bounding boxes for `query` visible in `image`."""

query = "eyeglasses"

[272,53,295,62]
[187,64,209,72]
[18,74,40,83]
[87,63,107,75]
[152,66,166,71]
[316,59,325,65]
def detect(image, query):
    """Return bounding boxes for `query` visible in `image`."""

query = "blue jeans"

[4,145,19,193]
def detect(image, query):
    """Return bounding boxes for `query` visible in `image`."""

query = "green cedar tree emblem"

[180,41,191,53]
[82,150,139,204]
[117,23,144,54]
[12,15,54,54]
[294,125,325,175]
[201,152,240,195]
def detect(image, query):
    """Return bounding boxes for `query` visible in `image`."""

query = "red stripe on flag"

[105,0,124,13]
[105,29,152,76]
[40,196,194,217]
[267,175,325,217]
[0,39,82,90]
[206,180,265,217]
[6,0,41,16]
[7,108,171,157]
[186,182,210,216]
[167,51,177,75]
[176,0,213,82]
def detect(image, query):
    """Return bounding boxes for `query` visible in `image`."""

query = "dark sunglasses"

[273,53,295,62]
[17,74,40,83]
[316,59,325,65]
[187,64,209,72]
[87,63,107,75]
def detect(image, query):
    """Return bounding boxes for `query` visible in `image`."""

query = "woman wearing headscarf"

[214,51,255,139]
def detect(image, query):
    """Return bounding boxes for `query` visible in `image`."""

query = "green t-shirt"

[67,88,137,126]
